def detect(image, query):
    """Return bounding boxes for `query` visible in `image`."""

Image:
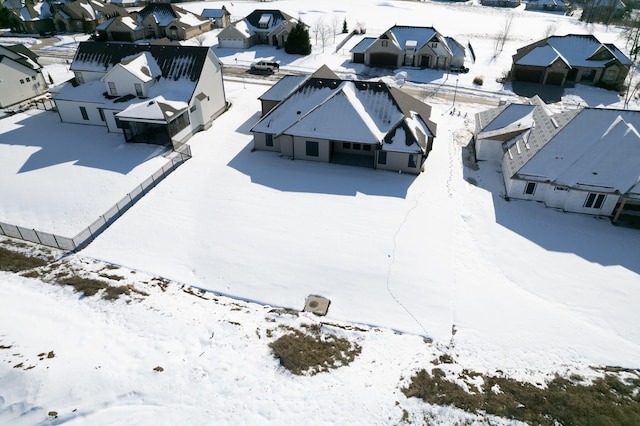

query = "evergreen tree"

[342,18,348,34]
[285,21,311,55]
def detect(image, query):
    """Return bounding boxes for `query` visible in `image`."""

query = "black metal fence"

[0,144,192,252]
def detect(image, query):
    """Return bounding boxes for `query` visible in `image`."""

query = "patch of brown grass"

[402,368,640,425]
[269,324,361,376]
[0,247,47,272]
[59,275,141,300]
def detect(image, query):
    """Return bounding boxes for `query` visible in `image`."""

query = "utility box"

[303,295,330,316]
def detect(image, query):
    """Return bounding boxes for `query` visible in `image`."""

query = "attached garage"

[513,67,544,83]
[369,52,398,67]
[218,38,246,49]
[545,71,564,85]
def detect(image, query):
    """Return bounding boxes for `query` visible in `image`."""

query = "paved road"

[222,65,510,107]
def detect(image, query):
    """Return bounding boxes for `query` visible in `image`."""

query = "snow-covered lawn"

[1,0,640,424]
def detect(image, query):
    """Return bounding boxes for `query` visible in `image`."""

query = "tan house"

[350,25,465,70]
[97,3,211,42]
[52,0,127,34]
[511,34,632,91]
[251,65,437,174]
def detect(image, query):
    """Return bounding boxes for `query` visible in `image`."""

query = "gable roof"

[115,51,162,82]
[201,8,230,19]
[71,42,211,82]
[515,34,632,68]
[137,3,209,27]
[514,108,640,194]
[350,37,377,54]
[244,9,294,30]
[251,66,436,150]
[0,44,41,70]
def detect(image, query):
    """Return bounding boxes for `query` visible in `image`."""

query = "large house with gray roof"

[475,98,640,223]
[217,9,304,49]
[510,34,632,91]
[53,42,227,148]
[251,65,437,174]
[350,25,465,70]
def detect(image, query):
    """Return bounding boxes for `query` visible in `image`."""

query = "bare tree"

[193,33,208,46]
[318,22,331,52]
[622,65,640,109]
[312,17,325,45]
[494,13,514,55]
[621,16,640,62]
[331,14,341,43]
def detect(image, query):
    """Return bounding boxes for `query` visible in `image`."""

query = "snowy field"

[1,0,640,424]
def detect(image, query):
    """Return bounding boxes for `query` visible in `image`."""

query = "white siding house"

[53,42,227,147]
[476,98,640,224]
[0,45,47,108]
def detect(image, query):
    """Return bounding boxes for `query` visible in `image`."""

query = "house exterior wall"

[416,43,451,69]
[253,132,281,152]
[0,61,46,108]
[188,49,227,132]
[75,70,108,84]
[376,151,423,174]
[364,40,403,66]
[292,136,330,162]
[103,108,124,132]
[505,178,620,216]
[55,99,108,126]
[218,26,254,48]
[102,66,145,97]
[260,100,279,116]
[475,138,505,161]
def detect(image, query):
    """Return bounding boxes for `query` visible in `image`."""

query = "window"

[584,193,606,209]
[114,113,123,128]
[342,142,351,149]
[190,104,197,113]
[306,141,319,157]
[408,154,416,168]
[378,151,387,164]
[108,82,117,96]
[25,77,30,82]
[134,83,143,97]
[98,108,105,122]
[363,145,371,151]
[75,72,84,84]
[80,106,88,120]
[431,42,438,48]
[524,182,536,195]
[20,79,24,84]
[265,134,273,147]
[353,143,361,150]
[381,40,388,47]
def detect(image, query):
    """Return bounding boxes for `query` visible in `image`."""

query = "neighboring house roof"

[15,1,52,21]
[70,42,210,82]
[515,34,632,68]
[1,44,41,69]
[137,3,209,28]
[258,75,306,102]
[349,37,377,54]
[244,9,294,31]
[387,26,438,51]
[201,8,230,19]
[218,19,253,39]
[252,67,436,151]
[514,109,640,194]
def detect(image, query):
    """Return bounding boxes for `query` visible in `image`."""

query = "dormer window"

[381,40,388,47]
[108,81,117,96]
[258,14,271,28]
[135,83,143,97]
[75,72,85,84]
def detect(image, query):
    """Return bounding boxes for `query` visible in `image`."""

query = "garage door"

[514,67,544,83]
[369,52,398,67]
[353,53,364,63]
[219,38,245,49]
[545,72,564,85]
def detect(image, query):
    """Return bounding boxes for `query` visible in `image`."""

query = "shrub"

[473,75,484,86]
[269,325,361,375]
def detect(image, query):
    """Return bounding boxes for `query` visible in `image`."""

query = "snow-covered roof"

[516,34,632,68]
[201,8,228,19]
[515,109,640,193]
[388,26,437,51]
[117,51,162,82]
[116,96,188,123]
[350,37,377,54]
[137,3,208,28]
[252,70,433,150]
[258,75,306,101]
[480,104,537,134]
